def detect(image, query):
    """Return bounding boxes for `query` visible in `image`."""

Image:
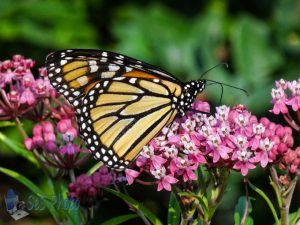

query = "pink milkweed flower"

[233,149,256,176]
[275,79,288,90]
[60,143,81,155]
[125,169,140,185]
[44,132,56,143]
[215,105,230,121]
[150,155,167,169]
[57,118,72,133]
[203,115,217,127]
[151,167,178,191]
[255,138,275,168]
[62,127,78,142]
[192,101,210,113]
[286,80,300,111]
[233,135,249,152]
[250,123,265,150]
[234,113,250,128]
[42,121,54,133]
[24,138,33,151]
[271,88,288,114]
[170,156,198,181]
[140,145,155,158]
[20,88,36,106]
[163,145,178,158]
[207,134,232,162]
[181,118,196,132]
[198,125,212,139]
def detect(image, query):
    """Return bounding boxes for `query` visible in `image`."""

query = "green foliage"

[99,214,138,225]
[0,131,37,165]
[168,192,181,225]
[104,188,163,225]
[234,196,253,225]
[0,0,98,49]
[248,181,280,225]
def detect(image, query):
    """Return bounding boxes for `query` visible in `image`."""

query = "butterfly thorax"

[177,80,206,116]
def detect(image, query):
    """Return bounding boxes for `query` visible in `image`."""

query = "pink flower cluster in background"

[279,147,300,174]
[271,78,300,115]
[126,101,294,191]
[0,55,56,120]
[24,115,90,169]
[68,166,113,207]
[0,54,91,169]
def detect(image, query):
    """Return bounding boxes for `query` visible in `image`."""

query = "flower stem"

[69,169,76,183]
[269,166,299,225]
[240,178,249,225]
[283,113,300,131]
[180,216,189,225]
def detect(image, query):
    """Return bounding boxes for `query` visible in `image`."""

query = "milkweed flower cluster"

[0,54,89,169]
[68,166,113,207]
[271,78,300,114]
[24,117,90,169]
[270,78,300,175]
[0,55,56,120]
[126,101,294,191]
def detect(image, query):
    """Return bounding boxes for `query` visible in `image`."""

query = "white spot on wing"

[101,71,115,78]
[108,65,120,71]
[60,60,67,65]
[76,76,89,86]
[129,78,137,84]
[90,65,98,73]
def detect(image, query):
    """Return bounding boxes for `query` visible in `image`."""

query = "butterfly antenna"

[200,63,229,79]
[206,79,249,96]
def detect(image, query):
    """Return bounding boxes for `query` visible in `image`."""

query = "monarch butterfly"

[46,49,206,170]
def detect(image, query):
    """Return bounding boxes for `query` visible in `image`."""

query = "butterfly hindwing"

[77,76,180,169]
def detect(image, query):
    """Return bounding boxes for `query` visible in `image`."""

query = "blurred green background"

[0,0,299,224]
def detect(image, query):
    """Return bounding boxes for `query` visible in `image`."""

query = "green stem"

[208,169,229,218]
[248,181,280,225]
[172,187,189,220]
[69,169,76,183]
[180,216,189,225]
[280,176,298,225]
[270,167,298,225]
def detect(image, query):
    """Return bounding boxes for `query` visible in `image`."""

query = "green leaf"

[168,192,180,225]
[87,161,103,176]
[248,181,280,225]
[290,207,300,225]
[0,121,15,127]
[234,196,253,225]
[0,131,38,165]
[0,167,60,222]
[100,214,138,225]
[104,188,163,225]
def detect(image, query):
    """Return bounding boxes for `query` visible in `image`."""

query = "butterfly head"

[178,79,206,116]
